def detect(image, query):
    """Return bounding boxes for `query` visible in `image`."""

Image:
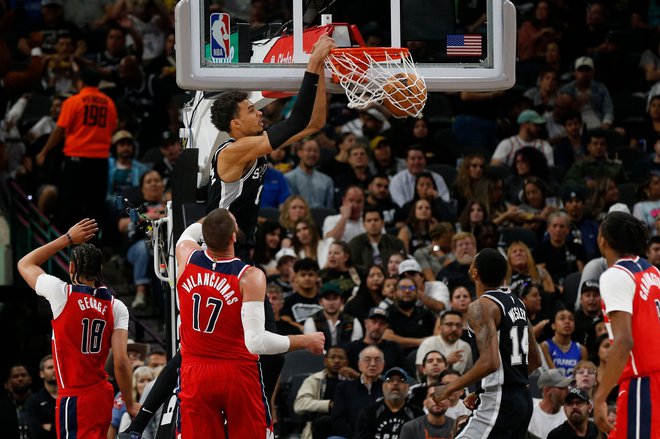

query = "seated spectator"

[268,144,295,174]
[563,130,627,188]
[333,143,372,203]
[504,146,557,205]
[633,174,660,235]
[145,349,167,369]
[260,166,291,209]
[348,207,405,268]
[343,265,386,324]
[355,368,424,438]
[401,172,457,225]
[303,282,363,350]
[447,286,472,339]
[632,134,660,182]
[43,33,80,95]
[537,211,587,287]
[107,130,151,201]
[649,236,660,268]
[265,283,301,335]
[488,176,516,228]
[639,35,660,91]
[323,186,366,242]
[18,0,86,57]
[417,309,473,375]
[436,232,477,297]
[365,173,402,231]
[453,153,489,214]
[586,177,623,222]
[501,177,558,238]
[285,136,335,209]
[408,350,448,406]
[398,258,450,313]
[507,240,556,293]
[279,195,314,244]
[517,1,561,85]
[528,369,571,439]
[368,135,406,176]
[515,282,552,341]
[397,198,436,254]
[118,170,167,309]
[547,389,600,439]
[0,364,32,437]
[149,133,181,190]
[474,220,499,250]
[541,309,588,378]
[320,241,362,300]
[524,68,560,115]
[558,56,614,130]
[591,333,611,386]
[457,199,488,235]
[573,360,598,401]
[24,355,56,439]
[86,26,129,83]
[407,117,440,164]
[562,187,600,260]
[293,346,350,439]
[439,369,472,419]
[267,249,297,297]
[400,382,456,439]
[386,252,405,277]
[413,222,456,282]
[292,219,332,268]
[330,346,384,438]
[389,145,450,208]
[491,109,554,167]
[280,258,321,331]
[573,280,602,347]
[253,221,283,275]
[545,93,579,145]
[318,132,355,177]
[340,107,389,139]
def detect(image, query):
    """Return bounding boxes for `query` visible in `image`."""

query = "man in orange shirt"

[37,69,118,230]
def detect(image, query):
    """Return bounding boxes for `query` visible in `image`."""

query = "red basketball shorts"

[611,374,660,439]
[56,380,114,439]
[178,359,273,439]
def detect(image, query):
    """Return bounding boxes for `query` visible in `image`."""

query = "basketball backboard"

[175,0,517,92]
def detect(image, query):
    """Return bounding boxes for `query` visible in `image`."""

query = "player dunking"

[175,208,324,437]
[119,36,336,439]
[433,248,541,438]
[17,219,138,438]
[594,211,660,437]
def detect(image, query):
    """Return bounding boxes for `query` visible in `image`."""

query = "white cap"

[398,259,422,276]
[608,203,630,214]
[275,247,297,263]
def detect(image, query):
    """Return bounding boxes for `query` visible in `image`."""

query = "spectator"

[0,364,32,439]
[591,334,611,390]
[541,309,588,378]
[389,146,450,208]
[303,282,363,350]
[333,143,372,203]
[545,93,579,145]
[506,240,556,294]
[648,236,660,268]
[323,186,366,242]
[407,118,439,163]
[632,135,660,182]
[639,35,660,90]
[633,174,660,235]
[563,130,627,188]
[453,153,489,214]
[515,282,551,342]
[268,248,297,297]
[439,369,472,419]
[340,107,389,139]
[573,360,598,401]
[293,346,350,439]
[87,26,130,83]
[145,350,167,369]
[524,68,560,116]
[18,0,86,57]
[24,355,57,439]
[436,232,477,296]
[517,1,561,86]
[253,221,283,275]
[112,0,169,63]
[118,170,167,309]
[342,307,406,373]
[292,219,333,268]
[547,389,600,439]
[413,222,456,282]
[265,282,301,335]
[528,369,571,439]
[386,252,405,277]
[558,57,614,130]
[355,367,424,438]
[408,350,448,405]
[343,265,386,324]
[36,69,117,231]
[285,136,335,209]
[397,198,436,254]
[110,366,155,437]
[490,109,554,167]
[318,132,355,177]
[457,199,488,235]
[368,136,405,176]
[279,195,314,243]
[107,130,151,201]
[260,166,291,209]
[43,33,79,95]
[348,207,405,268]
[562,187,600,261]
[330,345,384,438]
[416,310,473,374]
[281,258,321,332]
[553,110,587,170]
[149,132,181,190]
[489,176,516,228]
[448,286,472,338]
[320,241,362,299]
[536,211,587,287]
[573,280,602,347]
[365,173,401,231]
[400,382,455,439]
[586,178,623,222]
[504,146,556,205]
[400,172,457,224]
[382,277,437,352]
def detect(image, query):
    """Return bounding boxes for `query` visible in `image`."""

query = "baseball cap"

[537,369,573,388]
[398,259,423,276]
[275,247,297,265]
[565,388,590,404]
[370,135,389,150]
[112,130,134,145]
[365,108,387,123]
[42,0,63,6]
[561,186,587,204]
[319,281,342,298]
[574,56,594,70]
[383,367,410,382]
[608,203,631,214]
[581,280,600,294]
[517,109,546,125]
[367,306,389,322]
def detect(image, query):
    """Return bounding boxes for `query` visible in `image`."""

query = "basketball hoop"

[325,47,427,118]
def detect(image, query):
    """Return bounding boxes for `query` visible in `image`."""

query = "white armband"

[242,301,291,355]
[177,223,203,246]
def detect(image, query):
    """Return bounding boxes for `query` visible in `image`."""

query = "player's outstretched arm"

[17,218,98,289]
[433,299,500,403]
[175,219,204,280]
[594,310,633,433]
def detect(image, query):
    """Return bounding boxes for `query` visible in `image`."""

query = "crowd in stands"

[3,0,660,437]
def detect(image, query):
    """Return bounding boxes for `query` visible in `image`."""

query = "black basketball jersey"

[468,288,530,388]
[206,138,269,244]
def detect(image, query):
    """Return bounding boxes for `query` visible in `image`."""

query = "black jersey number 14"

[510,326,529,366]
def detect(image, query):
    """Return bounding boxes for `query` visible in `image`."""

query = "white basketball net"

[325,48,427,118]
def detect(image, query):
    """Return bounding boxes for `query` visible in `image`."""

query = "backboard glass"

[175,0,517,92]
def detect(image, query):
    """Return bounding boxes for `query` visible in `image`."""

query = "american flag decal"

[446,34,483,57]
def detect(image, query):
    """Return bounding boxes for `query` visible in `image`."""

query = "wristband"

[66,233,74,246]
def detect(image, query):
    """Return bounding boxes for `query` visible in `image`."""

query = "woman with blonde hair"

[453,153,489,214]
[278,195,315,244]
[506,240,555,293]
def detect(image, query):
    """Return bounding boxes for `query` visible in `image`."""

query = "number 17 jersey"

[177,251,258,362]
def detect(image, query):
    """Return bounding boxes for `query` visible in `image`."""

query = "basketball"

[382,73,427,118]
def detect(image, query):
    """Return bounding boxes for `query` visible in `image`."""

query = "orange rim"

[326,47,411,83]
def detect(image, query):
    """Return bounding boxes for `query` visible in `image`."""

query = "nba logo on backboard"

[210,13,231,60]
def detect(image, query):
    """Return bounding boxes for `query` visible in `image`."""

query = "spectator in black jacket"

[24,355,57,439]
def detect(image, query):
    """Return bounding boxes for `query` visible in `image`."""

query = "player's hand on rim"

[310,35,336,61]
[67,218,99,244]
